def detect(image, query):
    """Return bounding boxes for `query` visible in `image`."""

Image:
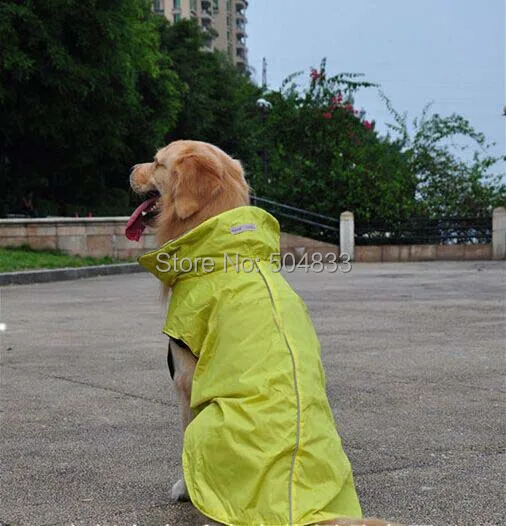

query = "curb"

[0,263,146,286]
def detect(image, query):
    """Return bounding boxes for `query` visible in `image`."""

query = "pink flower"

[345,104,354,112]
[323,112,332,119]
[310,68,321,81]
[363,120,373,129]
[331,94,343,106]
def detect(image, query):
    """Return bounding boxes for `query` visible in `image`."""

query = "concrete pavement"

[0,261,504,525]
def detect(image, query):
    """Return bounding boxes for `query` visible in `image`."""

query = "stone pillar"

[340,211,355,261]
[492,207,506,260]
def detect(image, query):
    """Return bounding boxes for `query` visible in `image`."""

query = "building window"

[174,13,182,22]
[153,0,164,12]
[191,0,197,11]
[174,0,181,9]
[213,0,219,12]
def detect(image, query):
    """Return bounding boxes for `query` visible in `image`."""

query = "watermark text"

[154,252,352,274]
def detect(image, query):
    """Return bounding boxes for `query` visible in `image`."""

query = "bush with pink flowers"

[248,58,504,224]
[250,59,417,224]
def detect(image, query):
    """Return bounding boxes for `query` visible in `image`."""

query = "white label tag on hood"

[230,223,257,235]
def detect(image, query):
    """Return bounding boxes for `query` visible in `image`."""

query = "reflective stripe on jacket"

[139,206,362,526]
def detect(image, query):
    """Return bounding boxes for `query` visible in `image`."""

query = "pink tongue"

[125,196,158,241]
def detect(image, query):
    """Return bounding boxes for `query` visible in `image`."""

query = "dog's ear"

[171,152,224,219]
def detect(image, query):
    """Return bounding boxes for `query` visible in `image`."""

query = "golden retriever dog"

[127,140,400,526]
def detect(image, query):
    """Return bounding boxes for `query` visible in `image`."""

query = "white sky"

[247,0,505,172]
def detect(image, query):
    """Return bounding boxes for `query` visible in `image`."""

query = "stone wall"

[281,234,493,262]
[0,217,497,262]
[354,243,492,262]
[0,218,155,259]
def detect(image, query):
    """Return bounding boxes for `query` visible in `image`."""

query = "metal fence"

[250,196,340,244]
[251,197,493,247]
[355,216,493,246]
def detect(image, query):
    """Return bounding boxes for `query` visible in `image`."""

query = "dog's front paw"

[171,478,190,502]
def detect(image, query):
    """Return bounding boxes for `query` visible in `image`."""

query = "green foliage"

[0,0,182,214]
[0,245,129,272]
[381,93,506,217]
[0,4,501,230]
[158,19,262,165]
[253,59,417,224]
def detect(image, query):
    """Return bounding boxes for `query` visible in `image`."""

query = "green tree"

[157,19,262,168]
[253,60,417,225]
[382,95,506,217]
[0,0,182,215]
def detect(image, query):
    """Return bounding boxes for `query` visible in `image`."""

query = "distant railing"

[251,196,496,249]
[250,196,339,244]
[355,216,493,246]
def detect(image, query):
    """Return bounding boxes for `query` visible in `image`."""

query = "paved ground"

[0,261,504,526]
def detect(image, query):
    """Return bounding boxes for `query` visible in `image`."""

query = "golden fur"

[130,139,250,246]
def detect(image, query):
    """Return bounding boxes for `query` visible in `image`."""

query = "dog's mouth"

[125,190,161,241]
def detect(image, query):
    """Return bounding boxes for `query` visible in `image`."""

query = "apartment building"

[153,0,248,71]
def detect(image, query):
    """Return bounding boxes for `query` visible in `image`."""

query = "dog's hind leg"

[168,337,197,502]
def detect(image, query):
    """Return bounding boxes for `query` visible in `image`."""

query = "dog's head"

[127,140,250,245]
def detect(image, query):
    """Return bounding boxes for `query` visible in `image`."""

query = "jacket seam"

[256,262,301,526]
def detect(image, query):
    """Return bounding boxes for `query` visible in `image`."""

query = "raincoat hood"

[138,206,280,287]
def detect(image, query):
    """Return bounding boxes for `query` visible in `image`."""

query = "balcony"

[201,0,211,9]
[202,25,217,43]
[201,20,214,34]
[201,8,213,21]
[236,0,246,9]
[236,9,247,20]
[236,22,247,36]
[236,35,246,48]
[236,48,247,66]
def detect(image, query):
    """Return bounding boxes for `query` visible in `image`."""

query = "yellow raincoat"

[139,206,362,526]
